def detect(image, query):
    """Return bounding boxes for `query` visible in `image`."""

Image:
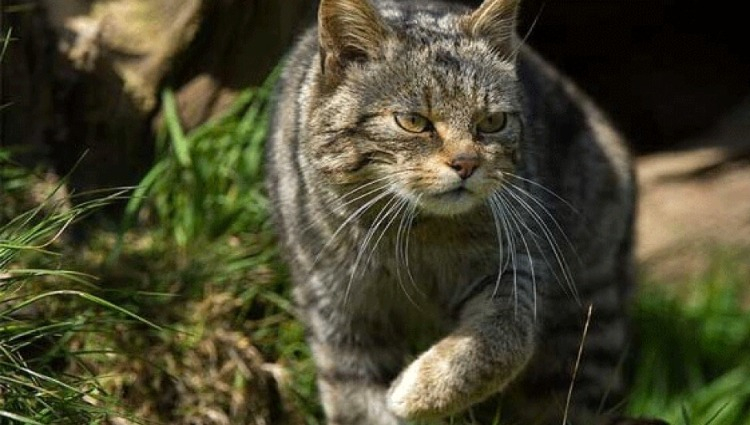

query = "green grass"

[627,252,750,425]
[0,156,144,424]
[3,64,749,424]
[123,74,275,248]
[64,71,319,424]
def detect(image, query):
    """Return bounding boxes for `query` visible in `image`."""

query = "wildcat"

[265,0,640,423]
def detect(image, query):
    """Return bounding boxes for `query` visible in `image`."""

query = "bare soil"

[636,99,750,280]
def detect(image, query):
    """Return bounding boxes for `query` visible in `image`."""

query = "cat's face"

[309,0,523,216]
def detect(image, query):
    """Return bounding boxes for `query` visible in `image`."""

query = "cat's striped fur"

[266,0,637,423]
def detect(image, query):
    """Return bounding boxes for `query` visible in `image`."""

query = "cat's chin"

[417,189,483,216]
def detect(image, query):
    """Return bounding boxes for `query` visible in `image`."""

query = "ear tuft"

[461,0,520,54]
[318,0,390,79]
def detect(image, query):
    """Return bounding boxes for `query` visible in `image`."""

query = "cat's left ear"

[461,0,521,56]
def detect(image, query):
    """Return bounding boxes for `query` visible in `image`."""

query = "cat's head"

[308,0,524,216]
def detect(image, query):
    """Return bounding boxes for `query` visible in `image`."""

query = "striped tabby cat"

[266,0,644,423]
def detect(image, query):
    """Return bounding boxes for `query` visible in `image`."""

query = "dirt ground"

[636,98,750,280]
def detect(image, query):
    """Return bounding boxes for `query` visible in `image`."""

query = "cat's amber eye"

[476,112,508,134]
[394,113,432,133]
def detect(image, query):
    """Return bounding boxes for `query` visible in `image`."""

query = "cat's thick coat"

[266,0,636,423]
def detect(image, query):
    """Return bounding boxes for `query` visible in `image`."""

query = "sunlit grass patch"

[628,251,750,425]
[0,65,320,424]
[123,73,275,248]
[63,71,322,424]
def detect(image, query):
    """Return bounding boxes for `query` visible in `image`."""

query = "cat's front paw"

[387,327,533,420]
[387,348,458,419]
[387,337,510,420]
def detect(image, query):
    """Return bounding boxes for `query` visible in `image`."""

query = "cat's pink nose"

[449,153,479,179]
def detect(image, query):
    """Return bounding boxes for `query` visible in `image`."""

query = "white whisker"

[506,180,582,266]
[506,173,581,216]
[488,193,518,308]
[504,185,579,303]
[394,197,422,308]
[494,192,532,316]
[344,194,401,304]
[366,197,408,269]
[403,194,422,294]
[331,176,402,212]
[298,180,393,237]
[486,195,508,302]
[497,191,538,318]
[313,189,391,267]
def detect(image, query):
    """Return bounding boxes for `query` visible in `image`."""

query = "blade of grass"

[2,290,163,331]
[161,89,192,168]
[0,411,45,425]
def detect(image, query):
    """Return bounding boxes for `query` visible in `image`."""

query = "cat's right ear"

[461,0,521,57]
[318,0,390,84]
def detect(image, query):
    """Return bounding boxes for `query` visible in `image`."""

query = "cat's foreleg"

[387,272,537,420]
[306,311,406,425]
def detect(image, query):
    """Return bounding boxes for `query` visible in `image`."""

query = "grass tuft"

[123,71,278,248]
[0,154,141,424]
[53,71,322,424]
[628,251,750,425]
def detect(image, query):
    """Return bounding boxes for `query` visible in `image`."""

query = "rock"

[44,0,203,111]
[27,0,314,192]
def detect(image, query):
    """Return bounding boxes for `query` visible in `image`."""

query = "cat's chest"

[370,245,498,350]
[373,221,500,309]
[338,215,501,339]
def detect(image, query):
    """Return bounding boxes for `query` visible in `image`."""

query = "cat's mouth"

[435,187,471,200]
[417,186,482,216]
